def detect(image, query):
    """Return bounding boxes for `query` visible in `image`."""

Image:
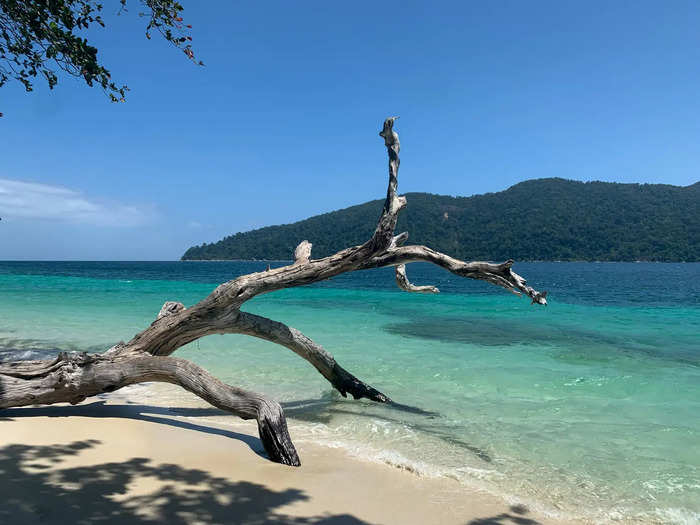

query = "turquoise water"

[1,261,699,523]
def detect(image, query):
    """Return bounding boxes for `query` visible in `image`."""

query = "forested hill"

[182,178,700,262]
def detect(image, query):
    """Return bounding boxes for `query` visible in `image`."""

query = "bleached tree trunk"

[0,118,546,466]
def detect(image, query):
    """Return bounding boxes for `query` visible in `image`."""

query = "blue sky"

[1,1,699,260]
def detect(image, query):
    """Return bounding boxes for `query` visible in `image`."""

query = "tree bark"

[0,118,546,466]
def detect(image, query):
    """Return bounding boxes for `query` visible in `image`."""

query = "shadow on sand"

[1,400,269,460]
[467,504,542,524]
[0,439,372,525]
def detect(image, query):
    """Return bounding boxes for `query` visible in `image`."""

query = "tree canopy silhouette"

[0,0,200,102]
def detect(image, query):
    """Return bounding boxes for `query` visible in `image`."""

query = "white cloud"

[0,178,153,227]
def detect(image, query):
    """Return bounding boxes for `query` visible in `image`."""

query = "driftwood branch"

[234,312,390,402]
[395,264,439,294]
[0,117,546,466]
[0,353,299,465]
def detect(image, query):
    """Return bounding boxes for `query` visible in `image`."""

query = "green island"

[183,177,699,262]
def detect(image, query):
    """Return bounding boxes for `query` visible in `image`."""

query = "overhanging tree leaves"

[0,0,200,102]
[0,119,547,466]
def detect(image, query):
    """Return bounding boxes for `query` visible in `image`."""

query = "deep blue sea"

[1,261,698,524]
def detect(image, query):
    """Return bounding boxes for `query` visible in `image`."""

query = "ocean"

[1,261,698,524]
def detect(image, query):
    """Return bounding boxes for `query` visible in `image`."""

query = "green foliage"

[0,0,200,102]
[182,179,700,262]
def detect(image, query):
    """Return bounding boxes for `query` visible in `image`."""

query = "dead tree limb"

[395,264,440,294]
[0,118,546,466]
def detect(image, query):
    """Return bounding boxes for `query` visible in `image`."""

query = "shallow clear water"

[1,261,699,523]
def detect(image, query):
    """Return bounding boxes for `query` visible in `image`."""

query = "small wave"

[0,348,59,362]
[649,507,700,525]
[0,349,39,361]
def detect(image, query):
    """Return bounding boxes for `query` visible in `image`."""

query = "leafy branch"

[0,0,201,103]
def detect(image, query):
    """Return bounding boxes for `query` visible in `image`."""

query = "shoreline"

[0,386,574,525]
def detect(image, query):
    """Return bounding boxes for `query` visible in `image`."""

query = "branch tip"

[395,264,440,294]
[331,364,392,403]
[257,400,301,466]
[531,291,548,306]
[293,240,312,265]
[157,301,185,320]
[379,117,400,147]
[391,232,409,248]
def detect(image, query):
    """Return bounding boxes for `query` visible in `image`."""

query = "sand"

[0,389,574,525]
